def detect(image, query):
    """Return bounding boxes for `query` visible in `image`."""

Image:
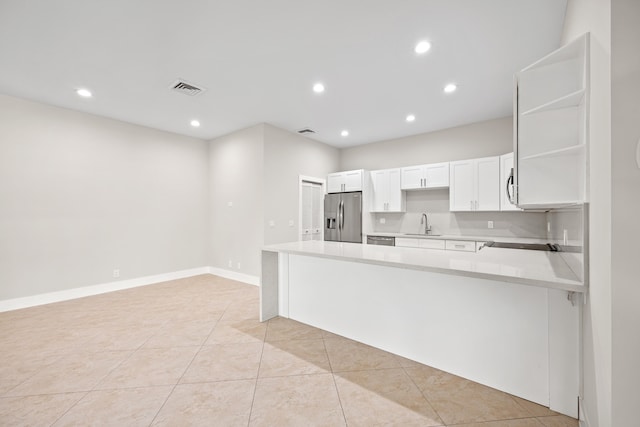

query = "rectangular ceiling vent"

[297,128,316,134]
[170,79,206,96]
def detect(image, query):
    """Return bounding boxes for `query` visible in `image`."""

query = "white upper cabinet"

[449,156,500,212]
[327,169,363,193]
[499,153,521,211]
[514,33,589,208]
[371,169,405,212]
[400,162,449,190]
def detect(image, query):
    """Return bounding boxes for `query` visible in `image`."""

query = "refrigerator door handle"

[339,200,344,230]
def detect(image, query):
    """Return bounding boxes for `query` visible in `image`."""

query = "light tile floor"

[0,274,579,426]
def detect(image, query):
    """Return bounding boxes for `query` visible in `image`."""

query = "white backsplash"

[371,189,548,238]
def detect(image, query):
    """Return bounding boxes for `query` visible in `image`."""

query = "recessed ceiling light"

[341,130,349,137]
[190,120,200,127]
[414,41,431,54]
[313,83,325,93]
[444,83,457,93]
[406,114,416,123]
[76,88,92,98]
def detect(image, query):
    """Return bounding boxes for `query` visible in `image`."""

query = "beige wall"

[611,0,640,424]
[562,1,612,426]
[208,123,340,278]
[0,94,210,300]
[208,124,265,277]
[263,124,339,245]
[340,117,513,171]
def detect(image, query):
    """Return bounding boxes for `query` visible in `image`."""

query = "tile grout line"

[246,320,268,427]
[400,365,447,426]
[147,296,222,426]
[322,337,348,426]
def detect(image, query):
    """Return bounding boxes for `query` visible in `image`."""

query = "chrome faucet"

[420,213,432,235]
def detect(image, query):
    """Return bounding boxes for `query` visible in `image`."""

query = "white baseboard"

[0,266,212,313]
[0,266,260,313]
[207,267,260,287]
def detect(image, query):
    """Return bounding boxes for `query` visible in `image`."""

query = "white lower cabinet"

[449,156,500,211]
[445,240,476,252]
[420,239,446,250]
[395,237,475,252]
[395,237,421,248]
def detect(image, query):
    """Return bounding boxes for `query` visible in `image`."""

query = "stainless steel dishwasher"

[366,235,395,246]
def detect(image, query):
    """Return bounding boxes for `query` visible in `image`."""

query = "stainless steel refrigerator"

[324,192,362,243]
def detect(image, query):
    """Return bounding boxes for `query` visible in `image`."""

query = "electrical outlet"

[379,218,386,224]
[563,229,569,245]
[487,221,494,229]
[288,220,294,227]
[227,201,233,207]
[269,220,275,228]
[237,262,241,270]
[547,222,551,233]
[228,260,233,268]
[113,269,120,278]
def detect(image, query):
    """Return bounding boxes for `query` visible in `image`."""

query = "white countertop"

[263,240,584,292]
[366,232,549,244]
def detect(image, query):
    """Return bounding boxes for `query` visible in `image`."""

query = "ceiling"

[0,0,567,148]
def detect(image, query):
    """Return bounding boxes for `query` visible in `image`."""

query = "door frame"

[298,175,326,242]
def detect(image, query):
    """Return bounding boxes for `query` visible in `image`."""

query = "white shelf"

[521,35,587,72]
[514,33,589,209]
[520,144,585,161]
[521,89,585,116]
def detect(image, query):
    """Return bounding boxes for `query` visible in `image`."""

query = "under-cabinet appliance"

[324,192,362,243]
[367,236,395,246]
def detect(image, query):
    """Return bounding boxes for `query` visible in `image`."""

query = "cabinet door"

[371,170,389,211]
[387,169,404,211]
[395,237,420,248]
[327,173,344,193]
[400,166,424,190]
[344,170,363,192]
[476,156,500,211]
[424,162,450,188]
[449,160,475,211]
[500,153,520,211]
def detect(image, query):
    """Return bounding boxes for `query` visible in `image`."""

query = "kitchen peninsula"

[260,240,583,418]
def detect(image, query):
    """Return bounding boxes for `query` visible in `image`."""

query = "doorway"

[298,176,325,241]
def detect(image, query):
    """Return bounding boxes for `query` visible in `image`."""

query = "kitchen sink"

[403,233,441,237]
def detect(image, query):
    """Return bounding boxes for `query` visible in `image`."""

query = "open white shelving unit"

[514,33,589,209]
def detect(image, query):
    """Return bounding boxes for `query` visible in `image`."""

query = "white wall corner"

[0,267,211,312]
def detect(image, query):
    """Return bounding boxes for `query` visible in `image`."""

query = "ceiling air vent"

[170,79,206,96]
[297,128,316,134]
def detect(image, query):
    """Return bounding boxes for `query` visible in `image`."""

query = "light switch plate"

[379,218,386,224]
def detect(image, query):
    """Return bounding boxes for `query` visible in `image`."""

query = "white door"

[371,170,389,211]
[400,166,424,190]
[476,156,500,211]
[449,160,475,211]
[327,173,344,193]
[301,181,324,241]
[344,170,363,192]
[387,168,403,211]
[424,162,450,188]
